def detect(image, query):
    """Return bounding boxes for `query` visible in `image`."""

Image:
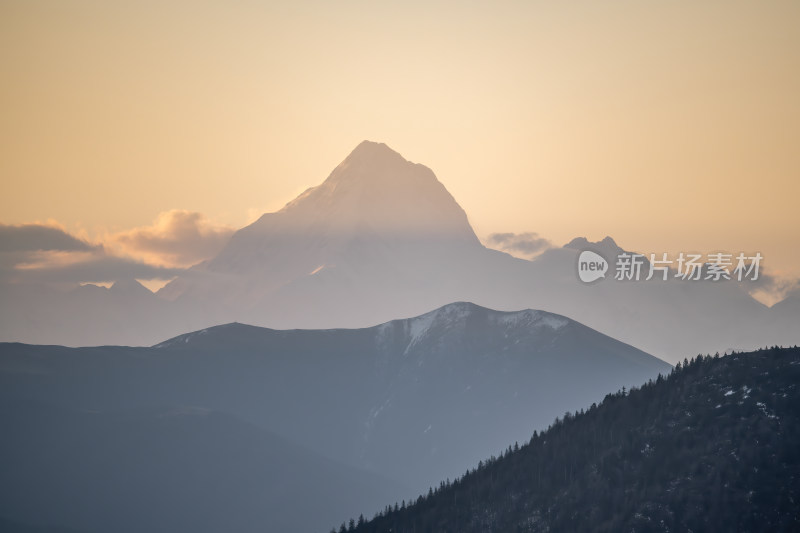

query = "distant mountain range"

[0,140,797,360]
[0,302,670,533]
[345,346,800,533]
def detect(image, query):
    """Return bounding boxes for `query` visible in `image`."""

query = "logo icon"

[578,250,608,283]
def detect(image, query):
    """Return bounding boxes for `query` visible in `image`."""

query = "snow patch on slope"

[496,310,568,331]
[409,312,437,343]
[407,302,474,343]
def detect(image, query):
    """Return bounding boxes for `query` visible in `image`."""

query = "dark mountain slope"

[0,517,84,533]
[345,346,800,533]
[0,303,670,493]
[0,402,403,533]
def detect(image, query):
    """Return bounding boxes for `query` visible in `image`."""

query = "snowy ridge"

[406,302,475,343]
[494,309,568,331]
[152,323,237,349]
[152,303,571,353]
[385,302,573,356]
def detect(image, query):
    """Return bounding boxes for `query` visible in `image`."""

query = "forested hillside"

[335,347,800,532]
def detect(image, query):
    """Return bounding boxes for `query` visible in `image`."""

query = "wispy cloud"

[12,251,183,284]
[485,232,552,259]
[748,274,800,307]
[107,210,234,268]
[0,212,235,285]
[0,222,100,252]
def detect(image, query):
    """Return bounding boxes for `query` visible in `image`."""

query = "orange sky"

[2,1,799,285]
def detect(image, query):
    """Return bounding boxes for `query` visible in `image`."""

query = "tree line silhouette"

[330,346,800,532]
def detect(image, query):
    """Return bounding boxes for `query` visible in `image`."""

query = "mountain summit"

[159,141,484,310]
[266,141,477,244]
[220,140,478,257]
